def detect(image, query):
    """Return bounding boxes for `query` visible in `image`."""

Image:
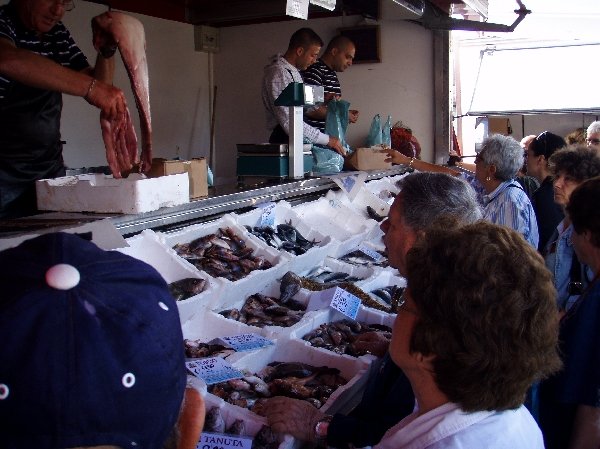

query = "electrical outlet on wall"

[194,25,219,53]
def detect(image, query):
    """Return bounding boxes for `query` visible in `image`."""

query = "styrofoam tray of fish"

[385,171,412,187]
[202,395,293,449]
[329,227,388,270]
[325,186,390,223]
[233,201,335,267]
[227,338,370,417]
[117,229,216,323]
[286,305,395,363]
[358,268,406,311]
[158,215,289,294]
[292,196,371,248]
[364,177,400,199]
[298,257,376,284]
[36,173,189,214]
[200,279,330,341]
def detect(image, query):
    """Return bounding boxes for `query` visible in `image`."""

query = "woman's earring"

[486,176,491,181]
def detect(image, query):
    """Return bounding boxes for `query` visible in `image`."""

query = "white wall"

[60,2,211,168]
[214,17,435,184]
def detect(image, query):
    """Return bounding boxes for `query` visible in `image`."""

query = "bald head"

[322,35,355,72]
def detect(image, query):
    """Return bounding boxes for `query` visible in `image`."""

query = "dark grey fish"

[279,271,302,303]
[204,406,226,433]
[226,419,246,435]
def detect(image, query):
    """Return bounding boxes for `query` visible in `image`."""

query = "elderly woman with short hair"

[539,176,600,449]
[384,134,539,247]
[374,221,561,448]
[543,145,600,310]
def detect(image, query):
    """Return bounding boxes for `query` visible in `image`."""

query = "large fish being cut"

[92,11,152,177]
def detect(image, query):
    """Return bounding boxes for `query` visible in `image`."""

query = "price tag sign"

[307,286,361,319]
[357,243,385,263]
[258,202,276,227]
[197,432,253,449]
[330,287,361,320]
[220,334,274,352]
[310,0,336,11]
[286,0,309,19]
[186,357,243,385]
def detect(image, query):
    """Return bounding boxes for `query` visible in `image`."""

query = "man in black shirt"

[0,0,127,218]
[301,35,359,133]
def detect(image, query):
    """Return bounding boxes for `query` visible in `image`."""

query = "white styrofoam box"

[292,197,371,252]
[234,201,335,263]
[202,395,294,449]
[182,311,279,365]
[326,186,390,223]
[36,173,189,214]
[196,279,329,340]
[116,229,216,323]
[229,339,370,416]
[300,257,376,284]
[287,304,396,364]
[358,268,405,310]
[386,171,412,188]
[364,178,400,199]
[159,215,289,301]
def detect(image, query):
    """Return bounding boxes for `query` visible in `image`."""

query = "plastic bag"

[325,99,351,152]
[207,165,214,186]
[382,115,392,147]
[391,121,422,158]
[310,98,350,174]
[366,114,383,147]
[311,145,345,174]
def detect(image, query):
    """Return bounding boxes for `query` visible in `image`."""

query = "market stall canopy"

[467,42,600,116]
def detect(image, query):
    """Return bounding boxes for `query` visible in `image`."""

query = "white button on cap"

[46,264,81,290]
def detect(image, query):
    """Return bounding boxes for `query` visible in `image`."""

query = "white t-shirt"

[374,402,544,449]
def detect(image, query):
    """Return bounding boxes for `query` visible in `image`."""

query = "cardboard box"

[345,147,392,171]
[149,158,208,199]
[488,117,513,136]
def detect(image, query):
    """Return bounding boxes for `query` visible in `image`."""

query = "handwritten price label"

[286,0,309,19]
[330,287,361,320]
[310,0,336,11]
[357,244,384,263]
[339,175,358,194]
[221,334,274,352]
[197,432,253,449]
[259,202,276,227]
[185,357,243,385]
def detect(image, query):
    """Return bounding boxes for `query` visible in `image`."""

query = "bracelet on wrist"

[409,157,415,169]
[84,78,97,101]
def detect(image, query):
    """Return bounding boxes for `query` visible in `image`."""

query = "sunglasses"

[587,138,600,145]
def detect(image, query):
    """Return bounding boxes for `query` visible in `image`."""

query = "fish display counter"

[113,168,409,449]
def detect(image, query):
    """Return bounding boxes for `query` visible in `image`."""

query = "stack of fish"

[244,221,318,255]
[303,319,392,356]
[204,407,279,449]
[184,339,235,359]
[337,249,389,268]
[208,361,348,412]
[219,293,306,328]
[278,270,391,313]
[173,227,273,281]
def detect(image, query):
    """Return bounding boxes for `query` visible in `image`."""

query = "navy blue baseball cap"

[0,232,186,448]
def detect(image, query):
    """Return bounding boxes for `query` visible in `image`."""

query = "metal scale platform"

[237,82,323,184]
[236,143,313,181]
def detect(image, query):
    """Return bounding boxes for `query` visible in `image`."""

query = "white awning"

[467,43,600,116]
